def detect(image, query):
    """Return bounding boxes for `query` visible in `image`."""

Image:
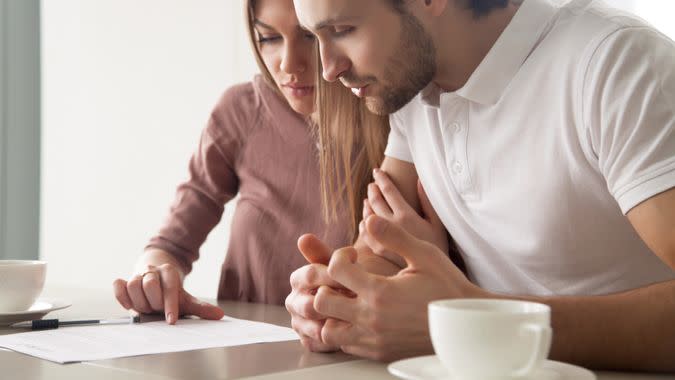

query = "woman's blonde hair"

[315,67,390,242]
[246,0,389,241]
[245,0,278,92]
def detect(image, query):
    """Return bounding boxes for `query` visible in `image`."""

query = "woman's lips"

[283,84,314,98]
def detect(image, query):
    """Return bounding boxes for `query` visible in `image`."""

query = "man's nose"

[320,44,349,82]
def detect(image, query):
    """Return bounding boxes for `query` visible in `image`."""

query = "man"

[287,0,675,371]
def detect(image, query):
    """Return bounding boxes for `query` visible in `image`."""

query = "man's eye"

[332,26,355,37]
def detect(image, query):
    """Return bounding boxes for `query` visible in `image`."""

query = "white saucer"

[388,355,596,380]
[0,299,71,326]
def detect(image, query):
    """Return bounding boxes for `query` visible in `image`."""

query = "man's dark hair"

[389,0,510,18]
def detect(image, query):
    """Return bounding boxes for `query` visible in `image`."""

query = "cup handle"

[510,323,552,378]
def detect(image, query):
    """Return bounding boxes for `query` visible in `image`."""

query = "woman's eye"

[258,35,282,44]
[332,26,355,37]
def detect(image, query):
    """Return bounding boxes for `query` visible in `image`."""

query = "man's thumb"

[297,234,332,265]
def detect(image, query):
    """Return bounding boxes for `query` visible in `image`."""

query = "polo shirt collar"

[422,0,560,106]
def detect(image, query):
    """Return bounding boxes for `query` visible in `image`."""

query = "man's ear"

[424,0,448,17]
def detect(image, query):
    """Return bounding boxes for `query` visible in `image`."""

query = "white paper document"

[0,315,299,363]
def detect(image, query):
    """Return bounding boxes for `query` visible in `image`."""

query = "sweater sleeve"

[146,83,256,274]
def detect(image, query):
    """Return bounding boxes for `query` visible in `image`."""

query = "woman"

[112,0,389,324]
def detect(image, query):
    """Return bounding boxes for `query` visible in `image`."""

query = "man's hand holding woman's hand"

[286,169,480,360]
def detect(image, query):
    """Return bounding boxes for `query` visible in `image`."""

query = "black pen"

[11,316,140,330]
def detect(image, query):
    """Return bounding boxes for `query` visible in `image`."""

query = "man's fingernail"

[166,312,174,324]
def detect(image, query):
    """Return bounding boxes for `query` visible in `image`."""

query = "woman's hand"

[112,256,224,324]
[360,169,450,266]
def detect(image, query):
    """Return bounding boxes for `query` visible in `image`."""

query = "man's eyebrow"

[254,19,276,30]
[314,16,359,30]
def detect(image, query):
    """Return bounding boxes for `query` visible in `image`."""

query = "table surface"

[1,287,673,380]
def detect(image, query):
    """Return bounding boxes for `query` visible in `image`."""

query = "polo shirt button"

[452,161,463,174]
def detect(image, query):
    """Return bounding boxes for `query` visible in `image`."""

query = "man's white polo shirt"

[385,0,675,296]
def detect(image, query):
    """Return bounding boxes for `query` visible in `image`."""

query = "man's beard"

[366,12,436,115]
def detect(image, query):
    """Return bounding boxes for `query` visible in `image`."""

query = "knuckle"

[313,290,328,314]
[158,263,173,272]
[143,275,161,289]
[303,337,318,351]
[298,320,321,341]
[302,298,318,318]
[326,250,347,277]
[305,265,319,285]
[371,244,385,256]
[379,182,394,194]
[289,269,301,288]
[320,324,335,345]
[326,260,338,279]
[284,293,294,312]
[392,213,406,226]
[127,276,142,290]
[290,316,301,332]
[299,336,313,350]
[313,286,332,314]
[309,322,322,340]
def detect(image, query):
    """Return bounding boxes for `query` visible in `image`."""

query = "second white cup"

[429,299,552,380]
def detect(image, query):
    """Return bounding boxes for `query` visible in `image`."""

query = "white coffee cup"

[0,260,47,312]
[429,299,552,380]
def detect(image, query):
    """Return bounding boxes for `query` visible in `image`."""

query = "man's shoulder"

[550,0,655,51]
[529,0,664,92]
[558,0,648,29]
[554,1,674,88]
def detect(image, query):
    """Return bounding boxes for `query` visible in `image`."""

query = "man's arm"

[627,188,675,269]
[518,280,675,371]
[530,186,675,371]
[316,186,675,371]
